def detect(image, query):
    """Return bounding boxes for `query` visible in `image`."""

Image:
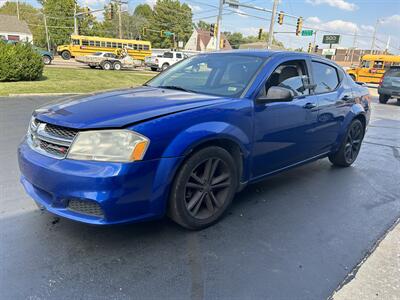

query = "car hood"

[34,87,228,129]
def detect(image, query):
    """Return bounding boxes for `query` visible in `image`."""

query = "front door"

[251,59,320,179]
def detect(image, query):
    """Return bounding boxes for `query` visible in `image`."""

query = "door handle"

[303,102,317,109]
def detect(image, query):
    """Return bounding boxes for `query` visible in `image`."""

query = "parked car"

[18,51,371,230]
[4,40,53,65]
[75,51,139,70]
[145,51,187,71]
[378,66,400,104]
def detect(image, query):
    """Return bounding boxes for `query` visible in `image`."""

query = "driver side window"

[261,60,310,98]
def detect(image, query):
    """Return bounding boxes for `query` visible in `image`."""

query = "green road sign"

[164,31,174,37]
[301,30,313,36]
[322,34,340,44]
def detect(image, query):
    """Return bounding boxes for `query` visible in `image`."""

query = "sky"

[2,0,399,53]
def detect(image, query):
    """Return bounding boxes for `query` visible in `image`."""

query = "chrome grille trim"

[27,118,77,159]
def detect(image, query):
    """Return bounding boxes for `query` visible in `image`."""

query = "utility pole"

[371,18,380,53]
[16,0,20,20]
[74,4,78,35]
[216,0,224,50]
[350,29,357,65]
[43,14,50,52]
[385,35,391,53]
[118,0,122,39]
[267,0,279,49]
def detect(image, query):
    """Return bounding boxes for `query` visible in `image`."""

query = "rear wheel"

[379,94,390,104]
[168,146,238,230]
[61,51,71,60]
[329,119,364,167]
[89,65,96,69]
[101,61,112,70]
[113,61,122,71]
[151,67,158,72]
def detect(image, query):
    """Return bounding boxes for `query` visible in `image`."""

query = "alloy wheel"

[184,158,231,219]
[344,122,363,164]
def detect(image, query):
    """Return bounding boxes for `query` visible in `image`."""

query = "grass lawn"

[0,67,155,96]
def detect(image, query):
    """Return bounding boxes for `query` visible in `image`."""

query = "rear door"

[310,60,353,153]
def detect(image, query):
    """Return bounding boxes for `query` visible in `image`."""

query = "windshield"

[146,54,266,97]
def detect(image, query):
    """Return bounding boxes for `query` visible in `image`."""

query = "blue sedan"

[18,51,371,229]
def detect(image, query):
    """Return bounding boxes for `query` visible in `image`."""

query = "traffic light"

[210,24,215,37]
[160,30,164,37]
[108,4,114,20]
[314,44,319,53]
[278,11,284,25]
[258,28,263,40]
[308,42,312,53]
[142,28,147,36]
[296,17,303,36]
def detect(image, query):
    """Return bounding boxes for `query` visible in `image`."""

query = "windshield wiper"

[158,85,195,93]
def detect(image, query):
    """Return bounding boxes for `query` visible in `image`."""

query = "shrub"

[0,41,44,82]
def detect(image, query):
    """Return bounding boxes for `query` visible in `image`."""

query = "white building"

[0,15,33,42]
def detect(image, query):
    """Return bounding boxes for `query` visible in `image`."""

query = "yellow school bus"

[57,35,151,61]
[347,54,400,83]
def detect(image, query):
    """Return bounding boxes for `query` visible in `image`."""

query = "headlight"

[67,130,149,162]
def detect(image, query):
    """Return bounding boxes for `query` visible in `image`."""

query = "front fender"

[162,121,251,157]
[162,122,252,181]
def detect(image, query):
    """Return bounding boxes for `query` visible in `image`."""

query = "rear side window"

[385,68,400,77]
[312,62,339,94]
[176,53,182,59]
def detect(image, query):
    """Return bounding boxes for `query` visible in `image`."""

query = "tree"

[196,20,210,31]
[41,0,75,47]
[134,4,152,19]
[0,2,46,48]
[224,32,244,49]
[147,0,193,48]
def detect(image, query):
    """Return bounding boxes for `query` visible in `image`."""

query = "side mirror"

[257,86,294,104]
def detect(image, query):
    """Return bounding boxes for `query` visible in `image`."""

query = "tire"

[329,119,364,167]
[161,63,169,71]
[42,55,52,65]
[113,62,122,71]
[379,94,389,104]
[151,67,158,72]
[89,65,96,69]
[168,146,238,230]
[61,51,71,60]
[349,74,356,81]
[101,61,112,70]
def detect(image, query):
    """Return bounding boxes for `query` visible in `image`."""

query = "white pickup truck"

[145,51,188,71]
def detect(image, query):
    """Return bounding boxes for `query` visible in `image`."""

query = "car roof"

[201,50,338,65]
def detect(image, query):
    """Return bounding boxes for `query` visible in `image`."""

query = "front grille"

[68,199,104,217]
[45,123,78,140]
[27,118,77,159]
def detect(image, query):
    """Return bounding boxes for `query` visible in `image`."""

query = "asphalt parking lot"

[0,94,399,300]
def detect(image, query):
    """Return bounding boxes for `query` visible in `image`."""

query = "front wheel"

[168,146,238,230]
[379,94,390,104]
[329,119,364,167]
[150,67,158,72]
